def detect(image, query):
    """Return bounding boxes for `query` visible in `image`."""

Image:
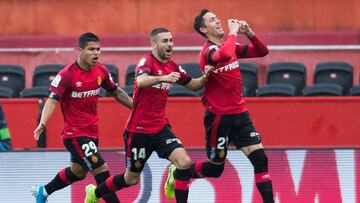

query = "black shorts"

[63,136,105,171]
[124,125,183,173]
[204,111,262,162]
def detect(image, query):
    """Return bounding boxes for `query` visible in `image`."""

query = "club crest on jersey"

[97,76,102,86]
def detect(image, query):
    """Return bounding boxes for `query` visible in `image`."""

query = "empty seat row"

[256,61,355,97]
[1,61,359,98]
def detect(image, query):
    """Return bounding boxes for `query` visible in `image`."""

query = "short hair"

[193,9,209,38]
[150,27,170,41]
[78,32,100,48]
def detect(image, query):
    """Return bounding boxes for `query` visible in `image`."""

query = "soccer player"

[32,32,133,203]
[174,9,273,202]
[84,27,212,203]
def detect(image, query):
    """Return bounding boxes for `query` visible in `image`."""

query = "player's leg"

[187,111,229,179]
[157,125,191,202]
[167,147,192,202]
[33,137,88,202]
[32,163,86,203]
[85,131,150,202]
[243,144,274,203]
[235,111,274,203]
[90,158,120,202]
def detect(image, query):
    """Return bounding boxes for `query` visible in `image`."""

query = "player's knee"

[203,162,224,178]
[65,167,86,181]
[124,172,140,186]
[247,149,268,173]
[177,156,192,169]
[210,162,225,178]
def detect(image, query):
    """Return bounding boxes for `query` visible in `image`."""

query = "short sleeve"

[136,57,152,77]
[49,71,68,99]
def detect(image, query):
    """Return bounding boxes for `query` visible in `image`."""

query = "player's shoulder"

[137,53,154,67]
[201,41,218,54]
[51,62,78,86]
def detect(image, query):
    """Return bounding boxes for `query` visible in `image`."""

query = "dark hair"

[78,32,100,48]
[150,27,170,39]
[193,9,209,38]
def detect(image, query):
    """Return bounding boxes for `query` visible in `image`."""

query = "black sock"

[95,171,120,203]
[256,180,274,203]
[248,149,274,203]
[174,169,190,203]
[96,174,129,198]
[45,167,83,195]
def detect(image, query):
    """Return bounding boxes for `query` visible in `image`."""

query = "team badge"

[91,155,98,163]
[219,150,225,158]
[51,75,61,87]
[135,160,142,168]
[97,76,102,86]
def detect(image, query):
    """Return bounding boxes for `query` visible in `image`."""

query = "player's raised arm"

[235,20,269,58]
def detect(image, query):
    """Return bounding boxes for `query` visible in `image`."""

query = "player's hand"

[204,65,215,77]
[33,123,46,140]
[237,20,254,37]
[161,72,181,83]
[228,19,240,35]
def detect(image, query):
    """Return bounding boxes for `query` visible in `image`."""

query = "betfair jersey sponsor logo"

[71,88,100,98]
[213,61,239,73]
[152,82,171,90]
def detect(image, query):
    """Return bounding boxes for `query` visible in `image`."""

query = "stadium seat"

[349,85,360,96]
[0,64,25,97]
[20,86,49,98]
[122,85,134,97]
[313,61,353,95]
[0,87,13,98]
[169,85,199,97]
[303,84,343,96]
[266,62,306,96]
[32,64,65,87]
[242,86,249,97]
[104,64,119,83]
[240,62,257,97]
[179,62,203,78]
[125,64,136,86]
[256,84,296,97]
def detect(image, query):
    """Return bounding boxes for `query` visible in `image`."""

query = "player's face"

[202,12,224,38]
[152,32,174,61]
[79,41,101,68]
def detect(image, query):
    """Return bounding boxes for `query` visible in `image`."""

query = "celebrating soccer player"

[84,27,212,203]
[182,9,274,202]
[32,32,133,203]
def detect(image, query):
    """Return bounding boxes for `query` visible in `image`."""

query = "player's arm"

[208,19,240,64]
[33,97,58,140]
[109,87,133,109]
[235,20,269,58]
[136,72,180,88]
[185,65,215,91]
